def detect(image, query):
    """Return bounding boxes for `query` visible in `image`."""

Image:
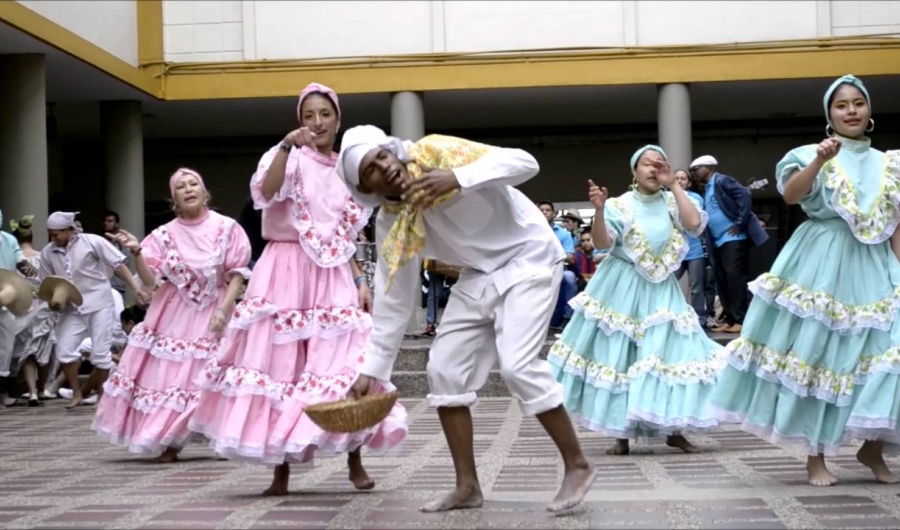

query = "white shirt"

[362,146,564,381]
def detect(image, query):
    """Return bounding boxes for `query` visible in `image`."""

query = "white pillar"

[390,91,425,141]
[391,92,427,332]
[0,55,48,243]
[657,83,692,171]
[101,101,145,239]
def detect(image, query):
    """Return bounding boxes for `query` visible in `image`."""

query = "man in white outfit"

[40,212,146,408]
[338,126,596,514]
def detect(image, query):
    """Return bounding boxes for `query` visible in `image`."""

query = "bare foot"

[666,434,700,454]
[65,394,84,409]
[262,464,290,496]
[857,442,899,484]
[807,455,838,487]
[348,452,375,491]
[547,463,597,513]
[420,485,483,512]
[152,447,179,464]
[606,439,629,455]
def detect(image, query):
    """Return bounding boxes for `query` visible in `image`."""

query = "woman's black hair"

[120,304,147,324]
[299,91,339,120]
[12,217,33,244]
[827,82,867,110]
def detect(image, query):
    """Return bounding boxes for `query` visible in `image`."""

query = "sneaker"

[42,389,57,400]
[58,388,74,400]
[83,394,98,405]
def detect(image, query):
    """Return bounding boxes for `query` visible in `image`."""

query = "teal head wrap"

[823,74,870,123]
[630,144,667,171]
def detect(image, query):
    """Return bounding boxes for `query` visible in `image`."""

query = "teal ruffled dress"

[550,190,727,438]
[710,137,900,455]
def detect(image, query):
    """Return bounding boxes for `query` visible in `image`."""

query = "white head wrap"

[337,125,409,209]
[47,211,79,230]
[689,155,718,169]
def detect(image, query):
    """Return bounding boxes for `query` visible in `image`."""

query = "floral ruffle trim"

[749,273,900,334]
[725,337,900,407]
[127,322,222,362]
[230,296,372,344]
[822,150,900,245]
[291,179,371,269]
[609,193,696,283]
[196,357,362,408]
[102,371,199,414]
[152,218,236,308]
[569,292,701,343]
[549,341,726,394]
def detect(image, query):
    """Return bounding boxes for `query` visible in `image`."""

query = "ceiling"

[4,20,900,141]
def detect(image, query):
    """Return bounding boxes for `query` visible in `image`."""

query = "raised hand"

[816,137,842,162]
[588,179,608,210]
[401,165,460,209]
[106,229,140,252]
[650,159,675,187]
[283,127,317,149]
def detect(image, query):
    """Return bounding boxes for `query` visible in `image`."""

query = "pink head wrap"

[297,82,341,124]
[169,168,206,198]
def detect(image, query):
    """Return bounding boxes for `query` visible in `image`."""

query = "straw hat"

[561,209,584,225]
[38,276,83,310]
[0,268,34,317]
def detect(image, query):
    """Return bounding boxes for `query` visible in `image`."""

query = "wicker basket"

[305,392,399,433]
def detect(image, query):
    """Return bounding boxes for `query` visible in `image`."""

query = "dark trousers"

[712,239,750,325]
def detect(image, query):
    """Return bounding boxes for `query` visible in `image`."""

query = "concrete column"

[657,83,692,171]
[390,92,427,333]
[101,101,145,238]
[0,55,49,244]
[390,91,425,141]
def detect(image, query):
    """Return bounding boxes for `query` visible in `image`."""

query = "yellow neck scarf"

[380,135,491,291]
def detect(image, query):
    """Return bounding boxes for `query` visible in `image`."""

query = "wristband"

[279,142,292,153]
[354,275,366,287]
[131,247,142,256]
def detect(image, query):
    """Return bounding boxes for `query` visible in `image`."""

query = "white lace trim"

[127,322,221,362]
[229,296,372,345]
[710,404,847,457]
[568,292,702,343]
[102,371,199,415]
[549,341,727,394]
[749,273,900,335]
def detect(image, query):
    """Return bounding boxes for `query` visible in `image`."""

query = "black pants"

[712,239,750,325]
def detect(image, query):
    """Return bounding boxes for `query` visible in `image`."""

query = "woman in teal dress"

[550,145,727,456]
[710,75,900,487]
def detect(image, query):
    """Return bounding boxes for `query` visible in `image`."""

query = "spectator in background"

[538,201,577,331]
[673,169,710,326]
[103,211,129,299]
[573,231,597,291]
[691,155,768,333]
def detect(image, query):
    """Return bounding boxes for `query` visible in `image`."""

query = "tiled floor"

[2,398,900,529]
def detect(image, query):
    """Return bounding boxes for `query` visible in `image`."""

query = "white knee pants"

[426,264,564,416]
[56,307,115,370]
[0,309,16,377]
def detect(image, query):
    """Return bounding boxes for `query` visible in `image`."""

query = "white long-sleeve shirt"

[362,144,564,382]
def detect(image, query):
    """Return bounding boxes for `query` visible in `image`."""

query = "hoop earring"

[866,119,875,133]
[825,124,835,138]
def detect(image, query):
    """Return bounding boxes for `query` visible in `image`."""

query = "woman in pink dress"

[93,168,252,463]
[189,83,407,496]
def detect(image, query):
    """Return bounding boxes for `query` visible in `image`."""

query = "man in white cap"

[339,126,595,514]
[689,155,768,333]
[40,211,148,408]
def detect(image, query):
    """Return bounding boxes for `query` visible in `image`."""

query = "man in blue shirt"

[691,155,768,333]
[538,201,576,330]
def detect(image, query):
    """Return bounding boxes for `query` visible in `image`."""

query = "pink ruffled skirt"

[92,283,221,456]
[188,241,408,464]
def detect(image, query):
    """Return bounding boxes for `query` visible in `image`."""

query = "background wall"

[17,0,138,66]
[161,0,900,63]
